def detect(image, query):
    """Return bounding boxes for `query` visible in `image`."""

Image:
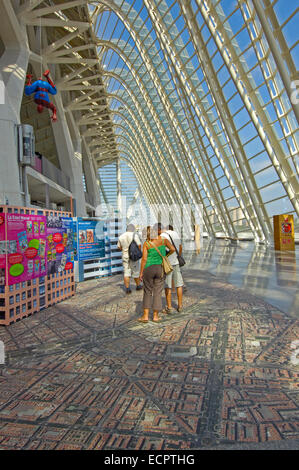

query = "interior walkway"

[0,246,298,450]
[185,240,299,317]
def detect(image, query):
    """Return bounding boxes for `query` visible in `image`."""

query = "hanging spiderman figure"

[25,70,57,122]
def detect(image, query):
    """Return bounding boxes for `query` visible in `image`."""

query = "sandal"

[152,317,163,323]
[162,307,174,314]
[137,317,148,323]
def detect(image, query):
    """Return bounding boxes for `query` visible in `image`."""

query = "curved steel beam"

[197,0,299,217]
[98,40,223,234]
[177,0,272,242]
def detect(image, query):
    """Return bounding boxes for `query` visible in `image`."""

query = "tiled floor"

[0,245,298,450]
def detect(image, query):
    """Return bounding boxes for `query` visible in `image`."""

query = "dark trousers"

[143,264,165,311]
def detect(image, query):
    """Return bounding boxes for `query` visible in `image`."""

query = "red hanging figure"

[25,70,57,122]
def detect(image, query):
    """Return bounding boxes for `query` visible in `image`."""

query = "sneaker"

[126,287,132,294]
[177,307,183,313]
[136,285,143,291]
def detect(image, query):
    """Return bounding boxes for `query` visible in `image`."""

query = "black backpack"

[129,233,142,261]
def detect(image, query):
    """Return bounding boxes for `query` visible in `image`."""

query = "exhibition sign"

[6,213,47,285]
[273,214,295,251]
[46,215,74,275]
[0,215,106,285]
[0,214,6,285]
[77,218,105,261]
[0,213,76,286]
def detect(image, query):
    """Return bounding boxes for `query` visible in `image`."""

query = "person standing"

[138,225,175,323]
[117,224,142,294]
[160,224,184,313]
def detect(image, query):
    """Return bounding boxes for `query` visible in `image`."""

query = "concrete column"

[22,166,30,207]
[45,183,50,209]
[0,1,30,206]
[50,95,87,217]
[82,136,101,209]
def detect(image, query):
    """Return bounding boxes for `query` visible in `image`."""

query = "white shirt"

[161,230,181,266]
[118,231,141,260]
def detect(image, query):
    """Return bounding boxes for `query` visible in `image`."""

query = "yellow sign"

[273,214,295,251]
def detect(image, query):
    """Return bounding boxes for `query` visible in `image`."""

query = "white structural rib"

[14,0,298,239]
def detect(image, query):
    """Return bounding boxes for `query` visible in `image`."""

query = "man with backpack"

[160,224,184,313]
[117,224,143,294]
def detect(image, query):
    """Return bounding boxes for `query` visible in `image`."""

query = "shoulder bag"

[149,241,173,275]
[167,234,186,267]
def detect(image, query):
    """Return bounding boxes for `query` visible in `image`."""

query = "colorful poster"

[273,214,295,251]
[46,215,74,274]
[77,219,105,261]
[61,217,76,267]
[0,213,6,285]
[6,213,47,285]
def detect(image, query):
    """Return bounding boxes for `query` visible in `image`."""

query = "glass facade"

[91,0,298,242]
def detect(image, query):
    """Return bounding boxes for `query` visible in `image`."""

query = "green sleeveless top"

[145,242,166,268]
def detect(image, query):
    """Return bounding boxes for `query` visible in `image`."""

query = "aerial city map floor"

[0,269,298,450]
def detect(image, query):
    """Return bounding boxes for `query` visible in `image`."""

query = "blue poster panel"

[77,219,105,260]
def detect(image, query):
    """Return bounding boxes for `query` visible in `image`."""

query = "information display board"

[6,213,47,285]
[46,214,74,275]
[77,218,105,261]
[0,214,107,285]
[0,213,77,285]
[0,214,6,285]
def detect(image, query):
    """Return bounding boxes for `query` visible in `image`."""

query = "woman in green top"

[138,224,175,323]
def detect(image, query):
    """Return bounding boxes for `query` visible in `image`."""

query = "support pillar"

[51,95,87,217]
[82,136,101,210]
[22,166,30,207]
[45,183,50,209]
[0,1,29,206]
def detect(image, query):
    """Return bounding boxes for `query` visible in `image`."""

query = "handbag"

[129,233,142,261]
[168,234,186,267]
[148,241,173,275]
